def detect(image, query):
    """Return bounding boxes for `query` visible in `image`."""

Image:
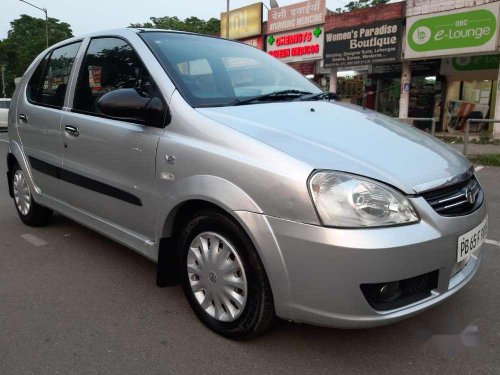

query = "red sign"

[240,36,264,50]
[267,26,324,63]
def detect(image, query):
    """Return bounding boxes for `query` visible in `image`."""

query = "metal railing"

[398,117,436,136]
[463,119,500,155]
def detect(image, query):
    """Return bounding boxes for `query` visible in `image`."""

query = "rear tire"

[178,210,274,340]
[11,163,53,226]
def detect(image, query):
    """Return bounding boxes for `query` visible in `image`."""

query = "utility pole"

[226,0,230,39]
[1,66,6,98]
[19,0,49,49]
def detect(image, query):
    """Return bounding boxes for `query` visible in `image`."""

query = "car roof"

[0,98,11,101]
[48,28,214,50]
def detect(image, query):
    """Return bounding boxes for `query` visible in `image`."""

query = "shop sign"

[220,2,262,39]
[406,3,500,59]
[267,0,326,34]
[441,54,500,75]
[323,19,402,67]
[240,36,264,50]
[267,26,324,63]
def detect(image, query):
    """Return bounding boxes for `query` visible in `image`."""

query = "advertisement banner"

[323,19,403,67]
[406,2,500,59]
[267,26,324,63]
[267,0,326,34]
[220,3,262,39]
[441,54,500,74]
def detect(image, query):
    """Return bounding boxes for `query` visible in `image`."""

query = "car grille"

[422,176,483,216]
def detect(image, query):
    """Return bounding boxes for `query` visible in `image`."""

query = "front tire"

[178,211,274,339]
[11,163,53,226]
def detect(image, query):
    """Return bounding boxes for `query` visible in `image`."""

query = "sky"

[1,0,354,39]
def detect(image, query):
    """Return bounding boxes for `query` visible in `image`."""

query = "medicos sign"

[406,2,500,59]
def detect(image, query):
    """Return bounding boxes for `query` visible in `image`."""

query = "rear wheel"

[178,211,274,339]
[12,163,53,226]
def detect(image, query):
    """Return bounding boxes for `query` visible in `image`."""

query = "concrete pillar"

[493,68,500,139]
[399,61,411,119]
[329,67,337,93]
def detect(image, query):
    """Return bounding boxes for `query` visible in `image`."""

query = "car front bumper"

[236,196,487,328]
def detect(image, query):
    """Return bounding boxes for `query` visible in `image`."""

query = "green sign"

[451,55,500,71]
[407,5,498,56]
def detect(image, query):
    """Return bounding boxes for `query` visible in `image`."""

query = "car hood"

[197,101,471,194]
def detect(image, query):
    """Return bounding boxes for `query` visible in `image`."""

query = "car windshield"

[140,32,322,107]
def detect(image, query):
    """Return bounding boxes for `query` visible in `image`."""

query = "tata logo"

[465,188,476,205]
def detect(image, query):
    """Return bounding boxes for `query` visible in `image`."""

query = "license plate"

[457,216,488,262]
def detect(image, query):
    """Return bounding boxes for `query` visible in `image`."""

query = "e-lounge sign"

[406,2,500,59]
[323,20,402,67]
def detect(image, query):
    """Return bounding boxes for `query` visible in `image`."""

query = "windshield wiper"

[295,91,339,102]
[232,89,313,106]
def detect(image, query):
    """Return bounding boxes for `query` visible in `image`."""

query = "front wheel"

[178,211,274,339]
[11,163,53,226]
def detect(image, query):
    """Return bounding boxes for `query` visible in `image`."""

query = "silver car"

[6,29,487,339]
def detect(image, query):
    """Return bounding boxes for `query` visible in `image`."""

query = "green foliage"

[0,15,73,97]
[469,153,500,167]
[130,16,220,36]
[334,0,390,13]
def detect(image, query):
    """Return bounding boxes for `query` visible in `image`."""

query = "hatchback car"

[6,29,487,339]
[0,98,11,130]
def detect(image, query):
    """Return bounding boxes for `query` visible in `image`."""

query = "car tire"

[11,163,53,226]
[178,210,274,340]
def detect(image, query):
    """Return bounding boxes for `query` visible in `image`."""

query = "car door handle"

[65,124,79,137]
[19,114,28,121]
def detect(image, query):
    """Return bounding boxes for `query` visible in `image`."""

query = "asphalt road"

[1,132,499,375]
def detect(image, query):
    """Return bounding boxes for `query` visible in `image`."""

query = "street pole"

[44,8,48,49]
[19,0,49,49]
[226,0,230,39]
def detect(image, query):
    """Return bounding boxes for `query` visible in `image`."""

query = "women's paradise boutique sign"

[323,20,403,67]
[267,0,326,34]
[267,26,324,63]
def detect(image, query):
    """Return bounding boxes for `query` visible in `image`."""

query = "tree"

[0,15,73,97]
[334,0,390,13]
[130,16,220,36]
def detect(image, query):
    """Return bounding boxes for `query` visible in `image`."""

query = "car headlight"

[309,171,419,228]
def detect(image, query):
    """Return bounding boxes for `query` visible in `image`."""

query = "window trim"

[70,35,166,127]
[26,40,84,110]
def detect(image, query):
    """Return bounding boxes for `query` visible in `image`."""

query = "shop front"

[322,3,405,108]
[404,1,500,135]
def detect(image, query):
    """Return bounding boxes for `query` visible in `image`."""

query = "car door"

[60,37,164,241]
[16,42,82,198]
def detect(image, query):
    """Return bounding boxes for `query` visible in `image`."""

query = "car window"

[0,101,10,109]
[141,32,321,107]
[73,37,155,115]
[27,42,82,109]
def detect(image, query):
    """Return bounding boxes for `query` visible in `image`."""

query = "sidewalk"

[450,143,500,155]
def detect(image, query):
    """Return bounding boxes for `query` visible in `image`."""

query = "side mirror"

[97,88,169,128]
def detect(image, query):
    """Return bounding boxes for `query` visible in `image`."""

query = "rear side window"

[73,37,155,115]
[27,42,82,109]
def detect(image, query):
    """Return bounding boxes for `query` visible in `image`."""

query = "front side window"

[27,42,82,108]
[140,32,321,107]
[73,37,155,115]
